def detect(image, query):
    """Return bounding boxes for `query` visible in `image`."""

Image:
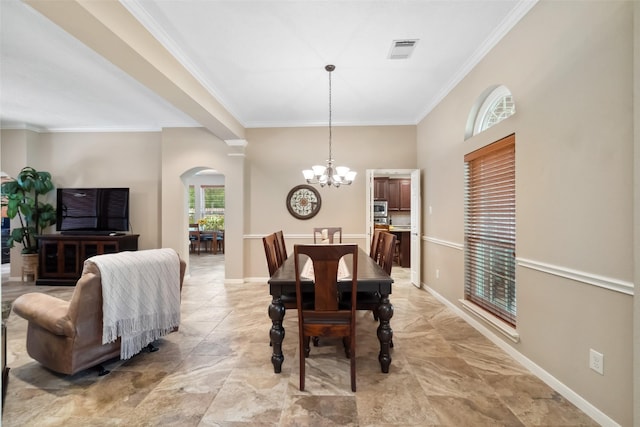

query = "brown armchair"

[12,253,186,376]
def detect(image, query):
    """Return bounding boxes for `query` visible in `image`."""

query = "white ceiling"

[0,0,536,134]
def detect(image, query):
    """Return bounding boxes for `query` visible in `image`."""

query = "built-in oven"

[373,200,388,218]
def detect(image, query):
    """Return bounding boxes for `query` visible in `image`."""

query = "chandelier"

[302,65,356,187]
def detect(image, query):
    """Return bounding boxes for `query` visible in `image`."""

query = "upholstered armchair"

[12,253,186,376]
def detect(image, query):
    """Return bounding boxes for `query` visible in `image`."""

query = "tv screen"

[56,188,129,234]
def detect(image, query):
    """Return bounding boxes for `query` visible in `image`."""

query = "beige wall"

[1,129,162,278]
[0,124,416,282]
[244,125,416,279]
[417,1,633,425]
[160,127,245,282]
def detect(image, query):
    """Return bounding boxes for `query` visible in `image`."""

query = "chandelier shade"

[302,65,356,187]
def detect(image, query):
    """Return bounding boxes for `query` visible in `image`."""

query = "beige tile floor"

[1,253,597,426]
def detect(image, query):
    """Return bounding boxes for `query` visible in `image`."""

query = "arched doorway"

[182,168,225,276]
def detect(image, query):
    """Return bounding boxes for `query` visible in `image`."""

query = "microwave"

[374,216,388,225]
[373,200,388,217]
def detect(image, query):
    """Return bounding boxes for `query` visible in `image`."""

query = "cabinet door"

[82,242,100,260]
[82,242,119,260]
[40,241,80,278]
[374,178,389,200]
[388,179,400,210]
[399,179,411,210]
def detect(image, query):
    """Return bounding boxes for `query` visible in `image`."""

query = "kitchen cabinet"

[388,179,411,211]
[37,234,139,285]
[399,179,411,211]
[374,178,389,200]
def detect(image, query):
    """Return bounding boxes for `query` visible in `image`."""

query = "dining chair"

[294,243,358,392]
[370,229,383,262]
[263,232,304,310]
[188,224,203,255]
[274,230,287,265]
[347,231,396,325]
[196,228,214,253]
[313,227,342,244]
[214,230,225,254]
[264,233,317,348]
[262,233,281,276]
[376,231,397,276]
[275,229,321,348]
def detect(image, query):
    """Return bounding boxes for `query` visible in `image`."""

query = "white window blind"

[464,134,516,326]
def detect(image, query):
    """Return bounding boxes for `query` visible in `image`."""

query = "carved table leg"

[268,297,286,373]
[377,293,394,373]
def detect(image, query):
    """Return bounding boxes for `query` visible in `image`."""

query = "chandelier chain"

[301,64,356,187]
[328,66,332,161]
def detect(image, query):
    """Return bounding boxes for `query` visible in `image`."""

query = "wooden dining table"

[268,247,394,374]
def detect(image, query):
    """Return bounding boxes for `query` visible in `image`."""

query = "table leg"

[268,297,285,373]
[377,293,394,373]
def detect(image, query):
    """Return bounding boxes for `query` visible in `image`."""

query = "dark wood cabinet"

[399,179,411,211]
[388,179,411,211]
[374,178,389,200]
[37,234,139,285]
[388,180,399,210]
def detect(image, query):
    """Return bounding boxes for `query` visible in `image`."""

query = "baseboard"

[424,283,620,427]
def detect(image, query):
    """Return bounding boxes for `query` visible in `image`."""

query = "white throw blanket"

[86,248,181,360]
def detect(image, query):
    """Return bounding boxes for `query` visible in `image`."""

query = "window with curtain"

[464,134,516,326]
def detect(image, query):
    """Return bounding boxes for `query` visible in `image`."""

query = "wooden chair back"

[262,233,281,276]
[294,243,358,392]
[274,230,287,264]
[312,227,342,244]
[370,229,383,262]
[377,232,397,275]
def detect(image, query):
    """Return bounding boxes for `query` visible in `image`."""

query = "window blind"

[464,134,516,326]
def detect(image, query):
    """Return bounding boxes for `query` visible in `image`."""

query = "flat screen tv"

[56,188,130,235]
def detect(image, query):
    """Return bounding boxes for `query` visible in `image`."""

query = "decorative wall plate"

[286,185,321,220]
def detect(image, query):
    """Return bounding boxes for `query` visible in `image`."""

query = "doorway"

[366,169,421,288]
[184,169,225,275]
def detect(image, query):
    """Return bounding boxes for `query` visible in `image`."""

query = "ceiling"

[0,0,536,136]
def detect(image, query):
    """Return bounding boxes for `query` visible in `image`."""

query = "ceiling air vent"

[388,39,419,60]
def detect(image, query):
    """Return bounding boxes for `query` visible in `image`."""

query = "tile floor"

[1,253,597,426]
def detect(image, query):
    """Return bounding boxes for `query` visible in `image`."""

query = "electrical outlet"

[436,269,440,279]
[589,349,604,375]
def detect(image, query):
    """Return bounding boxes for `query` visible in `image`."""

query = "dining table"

[268,247,394,374]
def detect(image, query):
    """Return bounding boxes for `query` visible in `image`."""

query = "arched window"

[465,85,515,139]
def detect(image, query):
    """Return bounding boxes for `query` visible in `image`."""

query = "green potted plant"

[197,214,224,231]
[1,166,56,255]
